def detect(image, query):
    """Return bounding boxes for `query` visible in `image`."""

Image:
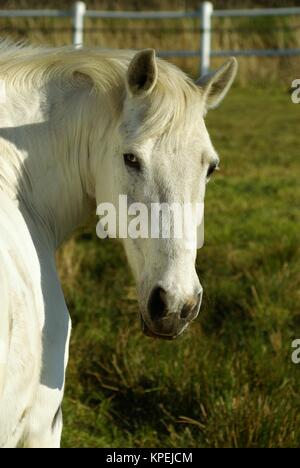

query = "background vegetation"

[1,0,299,448]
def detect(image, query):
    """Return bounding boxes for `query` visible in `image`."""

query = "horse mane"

[0,40,203,140]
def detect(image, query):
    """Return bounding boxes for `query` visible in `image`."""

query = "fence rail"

[0,10,69,17]
[1,1,300,75]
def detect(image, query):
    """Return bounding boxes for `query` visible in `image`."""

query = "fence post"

[200,2,213,76]
[72,1,86,47]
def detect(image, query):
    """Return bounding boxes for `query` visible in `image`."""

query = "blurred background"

[1,1,299,448]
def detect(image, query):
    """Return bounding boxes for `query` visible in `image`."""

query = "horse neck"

[0,81,97,249]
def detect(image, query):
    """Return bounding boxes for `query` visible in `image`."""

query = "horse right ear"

[196,57,238,110]
[126,49,158,97]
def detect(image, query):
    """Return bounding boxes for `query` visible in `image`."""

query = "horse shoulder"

[0,191,44,447]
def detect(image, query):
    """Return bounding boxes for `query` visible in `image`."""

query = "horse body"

[0,49,82,446]
[0,162,72,448]
[0,191,43,447]
[0,43,237,447]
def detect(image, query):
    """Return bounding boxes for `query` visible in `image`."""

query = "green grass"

[57,85,300,448]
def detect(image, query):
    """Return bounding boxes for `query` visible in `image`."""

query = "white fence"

[1,1,300,75]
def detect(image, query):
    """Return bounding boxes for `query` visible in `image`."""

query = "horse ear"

[126,49,158,97]
[197,57,238,110]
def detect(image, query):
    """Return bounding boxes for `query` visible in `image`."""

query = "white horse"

[0,42,237,448]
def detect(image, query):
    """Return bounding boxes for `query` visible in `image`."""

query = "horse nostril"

[180,303,192,319]
[148,286,168,321]
[180,292,202,320]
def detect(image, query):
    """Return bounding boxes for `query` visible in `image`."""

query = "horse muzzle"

[141,317,178,340]
[140,285,202,340]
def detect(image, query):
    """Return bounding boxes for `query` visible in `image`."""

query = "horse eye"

[123,153,141,170]
[207,163,217,179]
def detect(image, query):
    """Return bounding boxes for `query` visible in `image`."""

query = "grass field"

[56,85,300,448]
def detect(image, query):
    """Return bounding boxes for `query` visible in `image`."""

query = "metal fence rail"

[0,10,69,17]
[0,1,300,75]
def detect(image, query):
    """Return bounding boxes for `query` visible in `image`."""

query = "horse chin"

[140,317,178,341]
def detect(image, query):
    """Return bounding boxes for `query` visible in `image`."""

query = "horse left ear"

[126,49,158,97]
[197,57,238,110]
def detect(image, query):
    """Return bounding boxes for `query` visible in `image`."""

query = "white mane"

[0,41,202,141]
